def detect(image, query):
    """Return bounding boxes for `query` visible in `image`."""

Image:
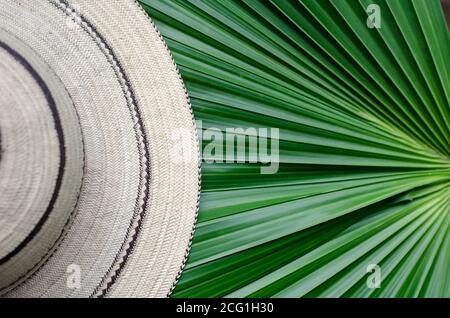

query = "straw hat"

[0,0,200,297]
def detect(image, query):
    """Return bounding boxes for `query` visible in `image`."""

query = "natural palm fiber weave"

[0,0,200,297]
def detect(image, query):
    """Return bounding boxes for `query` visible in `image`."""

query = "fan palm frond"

[140,0,450,297]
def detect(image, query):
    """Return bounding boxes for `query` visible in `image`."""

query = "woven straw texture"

[0,0,200,298]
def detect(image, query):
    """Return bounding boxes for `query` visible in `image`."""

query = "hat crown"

[0,34,84,291]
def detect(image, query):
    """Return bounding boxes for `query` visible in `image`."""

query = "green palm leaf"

[140,0,450,297]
